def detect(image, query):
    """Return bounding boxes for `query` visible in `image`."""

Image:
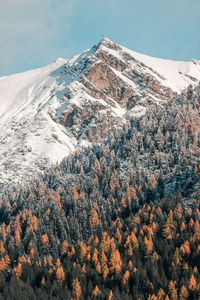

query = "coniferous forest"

[0,85,199,299]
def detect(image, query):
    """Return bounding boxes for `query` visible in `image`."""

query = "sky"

[0,0,200,76]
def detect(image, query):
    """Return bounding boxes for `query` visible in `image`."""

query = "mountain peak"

[91,37,119,53]
[98,37,112,44]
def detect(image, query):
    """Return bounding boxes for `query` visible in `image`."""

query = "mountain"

[0,38,200,299]
[0,38,200,187]
[0,73,199,299]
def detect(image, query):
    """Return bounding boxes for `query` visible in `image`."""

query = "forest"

[0,84,199,299]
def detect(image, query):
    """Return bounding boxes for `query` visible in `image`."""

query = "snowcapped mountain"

[0,38,200,186]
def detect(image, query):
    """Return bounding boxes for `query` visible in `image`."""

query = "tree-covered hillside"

[0,85,199,299]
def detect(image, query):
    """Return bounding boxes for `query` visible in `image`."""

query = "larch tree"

[56,266,65,284]
[72,278,82,300]
[109,249,122,274]
[90,208,99,229]
[179,285,188,300]
[189,274,196,291]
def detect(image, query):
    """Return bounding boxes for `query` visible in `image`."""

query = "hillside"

[0,81,199,299]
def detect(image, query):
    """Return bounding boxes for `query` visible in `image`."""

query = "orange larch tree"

[109,249,122,274]
[42,234,49,246]
[0,241,5,254]
[151,174,156,189]
[79,241,87,260]
[180,221,186,232]
[0,258,6,271]
[72,186,79,200]
[127,186,136,201]
[189,274,196,291]
[157,288,165,299]
[13,263,22,280]
[92,285,100,297]
[56,266,65,284]
[179,285,188,300]
[144,235,153,254]
[72,278,82,300]
[108,290,113,300]
[14,215,22,245]
[32,216,38,231]
[90,208,99,229]
[61,240,68,255]
[57,194,62,211]
[121,270,130,287]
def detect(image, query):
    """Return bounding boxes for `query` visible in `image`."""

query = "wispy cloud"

[0,0,78,76]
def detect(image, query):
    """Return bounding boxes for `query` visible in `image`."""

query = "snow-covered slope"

[120,45,200,93]
[0,38,200,186]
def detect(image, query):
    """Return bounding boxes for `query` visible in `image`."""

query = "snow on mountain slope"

[0,59,66,122]
[0,58,77,185]
[0,38,200,187]
[120,45,200,93]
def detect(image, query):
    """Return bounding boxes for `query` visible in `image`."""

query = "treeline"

[0,85,199,299]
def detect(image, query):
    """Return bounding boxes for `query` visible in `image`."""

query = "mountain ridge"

[0,38,200,186]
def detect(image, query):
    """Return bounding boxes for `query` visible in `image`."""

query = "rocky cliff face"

[0,38,200,186]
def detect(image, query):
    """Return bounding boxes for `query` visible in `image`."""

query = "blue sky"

[1,0,200,76]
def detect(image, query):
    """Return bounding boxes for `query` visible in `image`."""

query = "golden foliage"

[90,208,99,229]
[144,236,153,254]
[189,274,196,290]
[109,249,122,273]
[151,251,159,263]
[92,285,100,296]
[108,290,113,300]
[179,285,188,300]
[79,241,87,260]
[56,266,65,284]
[13,263,22,280]
[55,258,61,267]
[32,216,38,231]
[180,241,190,255]
[72,186,79,200]
[72,278,81,300]
[41,276,45,285]
[127,186,136,201]
[0,258,6,271]
[151,175,156,189]
[18,255,26,263]
[57,194,62,211]
[30,248,35,259]
[121,270,130,287]
[157,288,165,299]
[180,221,186,232]
[0,241,5,254]
[61,241,68,255]
[42,234,49,246]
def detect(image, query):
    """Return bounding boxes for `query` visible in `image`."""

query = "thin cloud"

[0,0,79,76]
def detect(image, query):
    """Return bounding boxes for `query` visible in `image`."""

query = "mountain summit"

[0,38,200,186]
